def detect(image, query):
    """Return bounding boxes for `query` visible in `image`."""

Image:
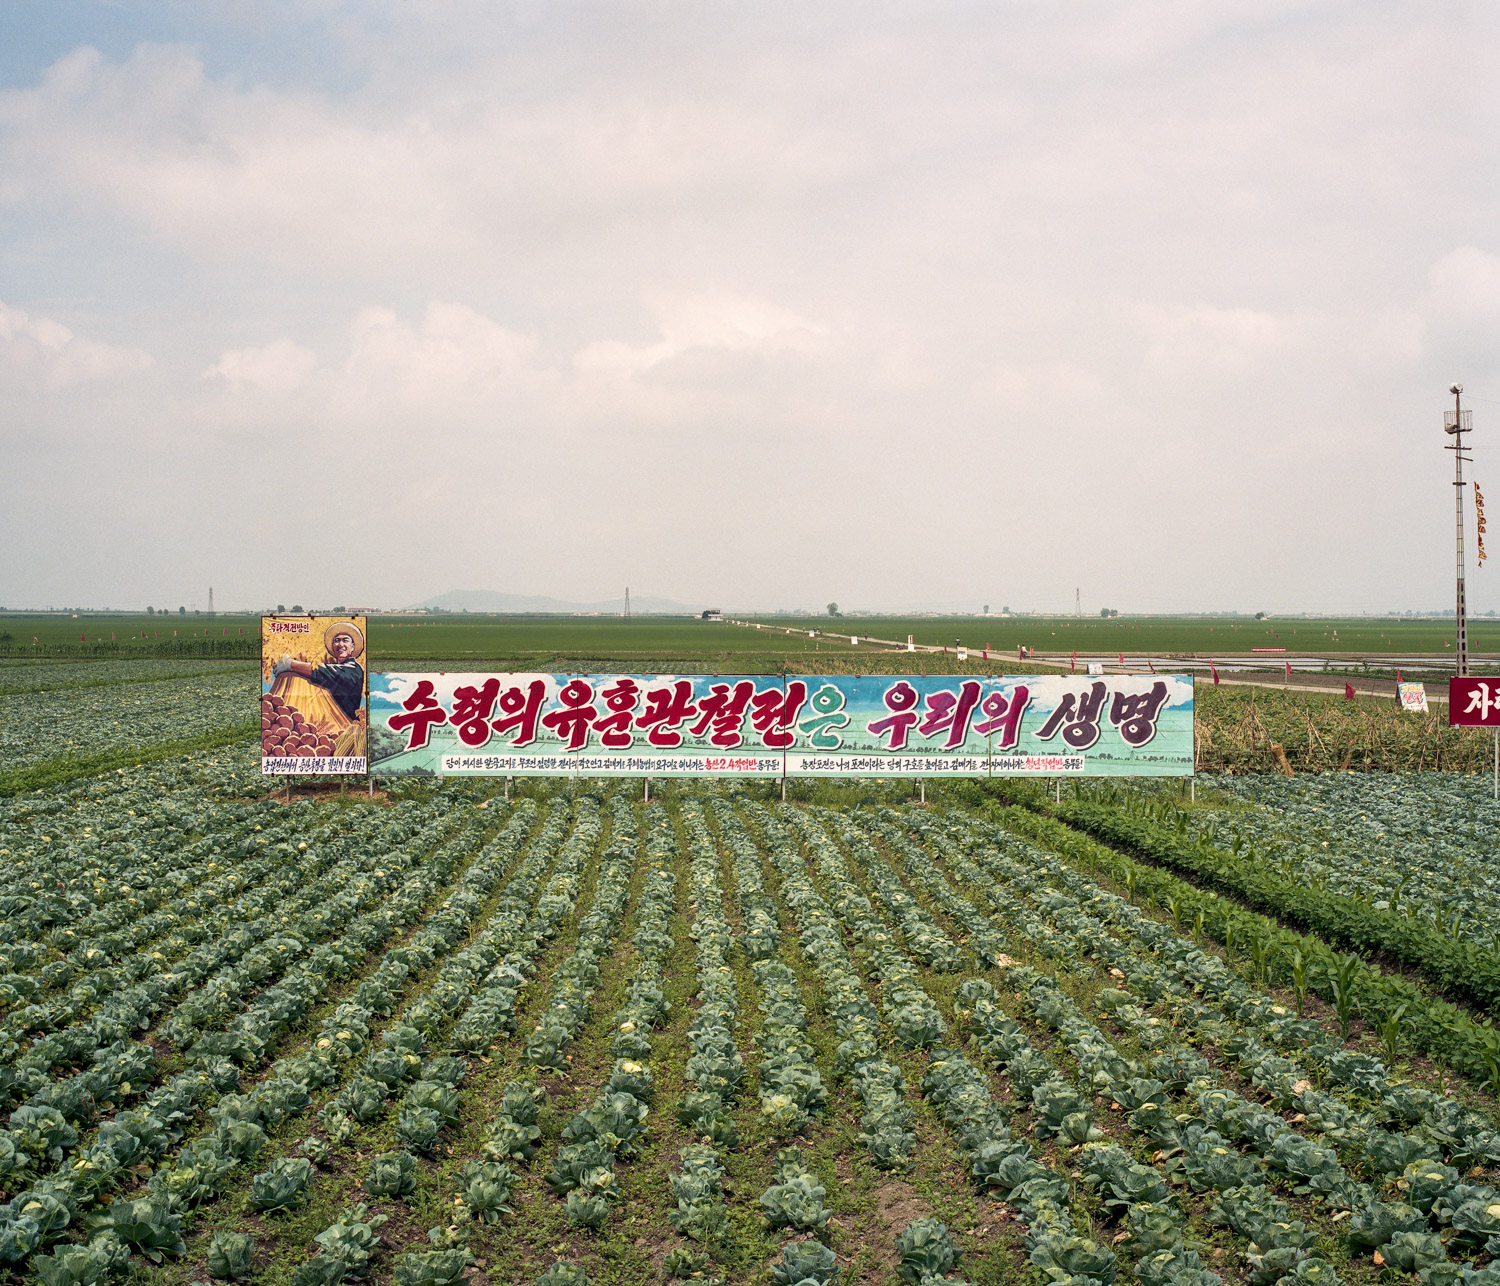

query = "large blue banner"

[368,673,1193,777]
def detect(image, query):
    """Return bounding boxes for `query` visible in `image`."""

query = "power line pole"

[1075,587,1081,617]
[1445,384,1473,675]
[624,587,631,620]
[209,586,214,616]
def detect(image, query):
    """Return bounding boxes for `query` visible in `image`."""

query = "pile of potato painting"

[261,692,336,758]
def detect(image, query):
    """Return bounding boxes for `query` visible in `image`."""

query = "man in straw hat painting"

[271,621,366,719]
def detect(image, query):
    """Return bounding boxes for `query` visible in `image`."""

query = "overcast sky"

[3,1,1498,615]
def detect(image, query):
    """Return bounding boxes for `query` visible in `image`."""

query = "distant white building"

[701,609,723,621]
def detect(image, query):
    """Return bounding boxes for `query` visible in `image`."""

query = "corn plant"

[1378,1002,1408,1067]
[1290,949,1308,1018]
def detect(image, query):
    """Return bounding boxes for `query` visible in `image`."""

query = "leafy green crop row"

[1049,794,1500,1014]
[1,670,257,774]
[973,791,1500,1094]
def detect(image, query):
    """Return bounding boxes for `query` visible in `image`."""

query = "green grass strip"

[0,722,259,797]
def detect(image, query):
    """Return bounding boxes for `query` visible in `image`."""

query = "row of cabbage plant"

[915,806,1500,1285]
[548,798,670,1233]
[3,794,508,1277]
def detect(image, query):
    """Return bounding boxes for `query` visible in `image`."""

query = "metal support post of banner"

[1493,729,1497,801]
[368,775,373,798]
[1190,777,1195,803]
[919,779,925,806]
[505,776,510,801]
[1055,778,1061,804]
[644,778,650,804]
[781,775,786,803]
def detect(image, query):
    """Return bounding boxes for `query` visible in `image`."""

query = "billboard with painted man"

[261,616,369,774]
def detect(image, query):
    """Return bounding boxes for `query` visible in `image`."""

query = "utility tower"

[624,587,631,620]
[1075,587,1081,617]
[1445,384,1473,675]
[209,587,214,615]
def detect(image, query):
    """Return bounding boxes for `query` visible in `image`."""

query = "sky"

[3,0,1499,616]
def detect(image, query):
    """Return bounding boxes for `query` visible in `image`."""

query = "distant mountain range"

[409,589,707,615]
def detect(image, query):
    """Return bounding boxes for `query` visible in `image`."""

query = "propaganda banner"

[261,616,369,774]
[1448,677,1500,726]
[1397,682,1429,714]
[368,672,1193,777]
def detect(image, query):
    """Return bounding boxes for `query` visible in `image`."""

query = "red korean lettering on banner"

[594,677,642,748]
[974,685,1031,749]
[868,680,921,750]
[493,679,547,746]
[636,679,700,747]
[691,680,756,748]
[388,679,449,750]
[450,677,501,748]
[917,680,983,749]
[749,681,808,748]
[541,678,600,751]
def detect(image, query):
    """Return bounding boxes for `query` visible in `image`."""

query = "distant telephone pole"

[624,587,631,620]
[209,586,215,615]
[1075,587,1081,617]
[1445,384,1472,675]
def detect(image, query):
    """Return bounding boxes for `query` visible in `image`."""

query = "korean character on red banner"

[636,679,700,748]
[974,684,1031,749]
[917,680,982,750]
[541,677,599,751]
[493,678,547,747]
[450,677,501,748]
[691,680,756,748]
[388,679,449,750]
[1108,681,1169,747]
[749,681,808,748]
[868,680,921,750]
[1036,680,1108,750]
[594,677,641,748]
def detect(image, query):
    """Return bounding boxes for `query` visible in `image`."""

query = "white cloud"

[575,292,829,378]
[203,338,317,392]
[343,302,541,400]
[0,301,150,388]
[1426,247,1500,320]
[1136,303,1287,377]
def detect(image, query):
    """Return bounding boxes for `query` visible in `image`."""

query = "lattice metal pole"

[1446,384,1473,676]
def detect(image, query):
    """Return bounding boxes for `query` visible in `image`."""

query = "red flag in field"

[1396,669,1402,684]
[80,633,85,643]
[110,633,115,640]
[1070,651,1077,673]
[1284,660,1291,679]
[983,645,989,660]
[1118,653,1124,664]
[1344,682,1356,701]
[1209,661,1220,685]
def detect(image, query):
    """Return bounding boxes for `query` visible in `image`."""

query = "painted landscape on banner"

[368,672,1193,776]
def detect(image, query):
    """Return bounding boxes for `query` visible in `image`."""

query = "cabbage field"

[2,728,1500,1286]
[0,663,258,796]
